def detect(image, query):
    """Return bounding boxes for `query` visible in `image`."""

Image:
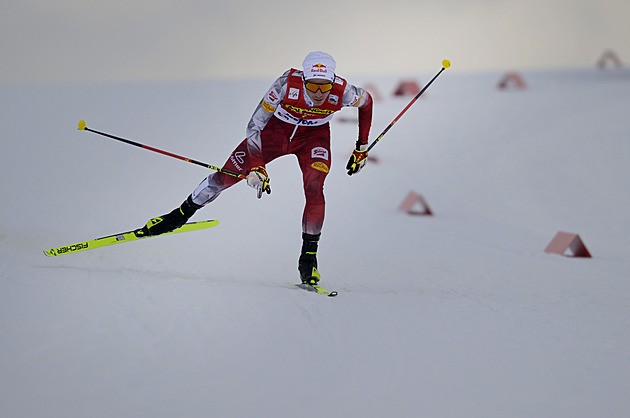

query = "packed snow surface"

[1,68,629,417]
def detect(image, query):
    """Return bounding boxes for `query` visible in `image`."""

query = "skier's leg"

[295,126,331,236]
[139,139,250,236]
[293,124,331,283]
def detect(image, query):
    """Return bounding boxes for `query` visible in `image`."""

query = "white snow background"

[1,68,630,417]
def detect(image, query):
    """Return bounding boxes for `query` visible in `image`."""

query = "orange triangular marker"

[596,50,623,69]
[398,191,433,216]
[497,72,527,90]
[544,231,592,258]
[393,80,422,97]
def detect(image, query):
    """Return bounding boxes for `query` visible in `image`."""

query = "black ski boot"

[137,195,202,237]
[298,233,321,285]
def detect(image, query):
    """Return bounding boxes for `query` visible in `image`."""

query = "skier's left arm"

[343,84,373,175]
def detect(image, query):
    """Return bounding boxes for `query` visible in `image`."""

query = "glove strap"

[353,148,368,165]
[249,166,269,180]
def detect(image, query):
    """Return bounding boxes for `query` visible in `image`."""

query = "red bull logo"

[311,63,328,73]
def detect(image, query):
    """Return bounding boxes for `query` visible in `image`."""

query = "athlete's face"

[304,78,332,106]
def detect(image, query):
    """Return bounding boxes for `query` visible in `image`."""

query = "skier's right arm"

[245,71,288,167]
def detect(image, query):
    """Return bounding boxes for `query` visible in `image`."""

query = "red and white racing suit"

[191,68,373,235]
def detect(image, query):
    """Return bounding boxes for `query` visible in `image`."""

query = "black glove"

[137,195,202,237]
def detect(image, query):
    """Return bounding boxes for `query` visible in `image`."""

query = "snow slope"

[1,68,630,418]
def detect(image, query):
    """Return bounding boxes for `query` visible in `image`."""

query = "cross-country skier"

[137,51,373,285]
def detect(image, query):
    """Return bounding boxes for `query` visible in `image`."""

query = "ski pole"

[367,59,451,152]
[77,120,246,180]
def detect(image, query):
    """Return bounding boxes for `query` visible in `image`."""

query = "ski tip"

[78,120,86,130]
[43,249,56,257]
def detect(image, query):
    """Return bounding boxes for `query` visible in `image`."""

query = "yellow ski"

[292,282,338,297]
[43,220,219,257]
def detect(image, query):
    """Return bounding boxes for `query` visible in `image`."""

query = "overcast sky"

[2,0,628,84]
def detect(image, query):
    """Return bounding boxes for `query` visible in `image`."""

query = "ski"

[43,219,219,257]
[292,282,338,297]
